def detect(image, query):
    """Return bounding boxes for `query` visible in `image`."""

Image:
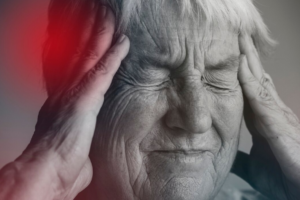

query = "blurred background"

[0,0,299,192]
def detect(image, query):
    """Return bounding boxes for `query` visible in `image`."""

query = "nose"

[165,76,212,134]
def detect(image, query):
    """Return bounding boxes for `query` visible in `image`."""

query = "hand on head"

[1,2,300,200]
[0,5,129,200]
[232,34,300,200]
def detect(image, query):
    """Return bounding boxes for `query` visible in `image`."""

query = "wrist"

[0,158,65,200]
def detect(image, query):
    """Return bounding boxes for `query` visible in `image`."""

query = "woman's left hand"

[232,34,300,200]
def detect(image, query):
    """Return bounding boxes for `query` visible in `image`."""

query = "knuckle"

[107,47,121,57]
[107,49,123,64]
[70,47,83,61]
[263,73,273,81]
[264,73,274,85]
[93,22,113,39]
[256,89,280,113]
[95,26,107,35]
[261,74,276,92]
[243,76,257,86]
[260,76,268,86]
[94,61,109,74]
[258,87,273,102]
[260,75,270,85]
[82,49,99,60]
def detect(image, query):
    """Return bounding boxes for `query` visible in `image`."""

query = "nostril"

[164,77,212,134]
[164,105,212,135]
[164,109,182,129]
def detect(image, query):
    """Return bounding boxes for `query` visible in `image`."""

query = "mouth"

[150,150,210,163]
[153,150,206,155]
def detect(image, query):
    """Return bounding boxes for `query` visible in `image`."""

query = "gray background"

[0,0,299,191]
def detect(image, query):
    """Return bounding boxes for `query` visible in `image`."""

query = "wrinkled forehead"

[125,0,240,67]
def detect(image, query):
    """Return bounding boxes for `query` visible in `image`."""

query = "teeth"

[155,151,205,163]
[178,155,197,163]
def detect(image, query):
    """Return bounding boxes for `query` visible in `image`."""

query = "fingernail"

[117,35,126,44]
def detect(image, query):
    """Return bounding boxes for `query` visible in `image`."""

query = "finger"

[263,73,300,125]
[238,55,280,118]
[43,36,129,172]
[238,55,295,141]
[66,6,115,88]
[77,5,115,77]
[239,34,264,82]
[261,73,298,123]
[44,1,98,95]
[260,73,287,110]
[67,2,99,67]
[238,55,264,102]
[74,34,130,114]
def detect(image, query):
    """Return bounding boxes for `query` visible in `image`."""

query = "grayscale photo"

[0,0,300,199]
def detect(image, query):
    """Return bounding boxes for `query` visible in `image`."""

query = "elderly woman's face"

[90,1,243,199]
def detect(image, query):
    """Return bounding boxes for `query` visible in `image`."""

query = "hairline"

[43,0,276,94]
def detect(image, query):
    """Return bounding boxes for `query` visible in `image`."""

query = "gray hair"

[111,0,275,52]
[43,0,275,94]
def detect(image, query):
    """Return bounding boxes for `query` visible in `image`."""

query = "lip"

[150,150,211,163]
[153,150,206,155]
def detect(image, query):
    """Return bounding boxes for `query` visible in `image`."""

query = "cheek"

[91,86,168,190]
[100,88,167,146]
[208,88,244,141]
[204,88,244,188]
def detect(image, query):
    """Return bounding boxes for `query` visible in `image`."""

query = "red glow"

[5,1,46,68]
[1,0,97,105]
[1,0,48,107]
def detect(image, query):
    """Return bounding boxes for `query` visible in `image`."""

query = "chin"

[155,177,214,200]
[134,151,226,200]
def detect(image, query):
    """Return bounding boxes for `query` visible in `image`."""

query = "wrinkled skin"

[1,1,300,200]
[87,1,244,199]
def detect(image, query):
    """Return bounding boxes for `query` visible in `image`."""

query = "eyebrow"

[135,50,170,69]
[205,55,240,71]
[134,49,240,71]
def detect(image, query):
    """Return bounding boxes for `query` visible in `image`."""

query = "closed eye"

[202,72,239,94]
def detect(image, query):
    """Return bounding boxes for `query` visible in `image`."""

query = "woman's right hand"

[0,4,129,200]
